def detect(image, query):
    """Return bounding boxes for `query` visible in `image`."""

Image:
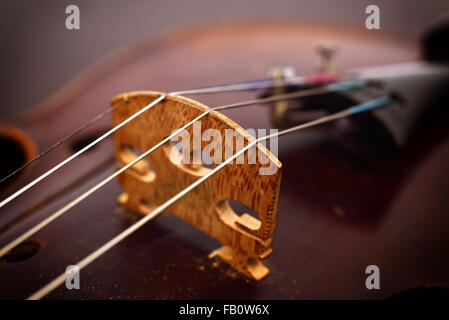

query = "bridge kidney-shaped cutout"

[118,144,156,181]
[164,139,213,176]
[216,199,262,234]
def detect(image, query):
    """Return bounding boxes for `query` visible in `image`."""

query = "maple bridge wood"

[110,91,282,280]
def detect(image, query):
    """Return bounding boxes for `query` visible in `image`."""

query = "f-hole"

[0,126,37,193]
[0,240,41,264]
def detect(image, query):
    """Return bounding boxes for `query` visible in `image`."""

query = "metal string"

[0,75,323,208]
[27,95,391,300]
[0,95,165,208]
[0,100,126,185]
[0,76,307,185]
[0,81,363,259]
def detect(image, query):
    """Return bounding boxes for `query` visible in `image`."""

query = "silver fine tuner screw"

[317,42,337,73]
[267,67,296,80]
[266,67,297,127]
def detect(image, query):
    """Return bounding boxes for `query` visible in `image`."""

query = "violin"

[0,20,449,300]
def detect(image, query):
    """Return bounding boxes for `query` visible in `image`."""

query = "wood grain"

[111,92,282,280]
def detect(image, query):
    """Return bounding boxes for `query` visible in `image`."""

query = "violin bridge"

[110,91,282,280]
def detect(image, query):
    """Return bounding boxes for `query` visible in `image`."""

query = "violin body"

[1,22,449,299]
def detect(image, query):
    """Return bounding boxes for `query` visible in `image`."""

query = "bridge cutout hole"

[216,200,261,232]
[167,140,213,172]
[119,144,155,177]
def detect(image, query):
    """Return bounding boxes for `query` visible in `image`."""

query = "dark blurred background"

[0,0,448,118]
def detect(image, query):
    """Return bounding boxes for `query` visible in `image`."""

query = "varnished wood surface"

[1,22,448,299]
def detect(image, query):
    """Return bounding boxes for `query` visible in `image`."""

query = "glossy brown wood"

[1,22,448,299]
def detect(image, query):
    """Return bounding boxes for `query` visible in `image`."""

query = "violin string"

[169,76,307,95]
[0,80,363,260]
[0,76,307,185]
[0,75,323,209]
[0,95,165,209]
[0,100,126,185]
[27,95,392,300]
